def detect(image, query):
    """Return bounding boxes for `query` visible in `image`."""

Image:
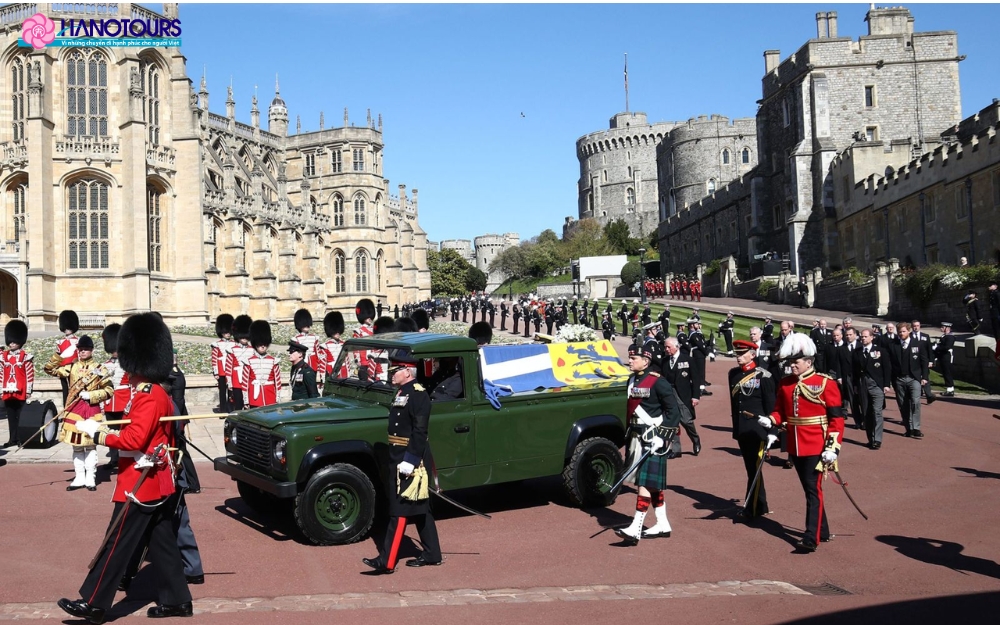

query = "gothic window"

[140,61,160,145]
[722,149,730,165]
[11,182,26,242]
[355,251,368,292]
[304,153,316,177]
[781,99,790,127]
[147,185,162,271]
[67,179,109,269]
[334,252,346,293]
[354,195,366,226]
[331,149,342,173]
[707,178,717,194]
[66,50,108,138]
[10,56,26,141]
[742,148,751,164]
[332,195,344,227]
[353,148,364,172]
[626,188,635,205]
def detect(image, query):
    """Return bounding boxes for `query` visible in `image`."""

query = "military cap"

[733,340,757,355]
[323,311,345,337]
[294,309,313,332]
[249,320,272,348]
[101,323,121,354]
[288,340,308,354]
[58,310,80,333]
[77,335,95,351]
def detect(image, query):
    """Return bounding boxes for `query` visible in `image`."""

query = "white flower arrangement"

[553,324,598,343]
[939,271,966,289]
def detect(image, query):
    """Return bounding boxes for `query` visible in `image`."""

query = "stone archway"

[0,269,18,323]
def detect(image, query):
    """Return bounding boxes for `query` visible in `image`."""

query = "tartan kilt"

[635,452,668,491]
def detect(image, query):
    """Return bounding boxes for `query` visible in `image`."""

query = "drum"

[57,412,104,448]
[15,400,59,449]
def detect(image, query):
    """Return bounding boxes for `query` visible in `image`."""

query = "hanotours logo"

[19,12,182,49]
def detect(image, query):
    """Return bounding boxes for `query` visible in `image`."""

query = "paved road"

[2,346,999,623]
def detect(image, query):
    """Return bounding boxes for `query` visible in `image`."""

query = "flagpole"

[624,53,629,113]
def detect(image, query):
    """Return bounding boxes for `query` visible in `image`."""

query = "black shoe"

[147,602,194,618]
[665,450,681,460]
[911,429,924,439]
[701,390,714,396]
[185,574,205,585]
[1,440,16,449]
[186,489,201,495]
[406,555,443,568]
[904,430,913,438]
[783,460,794,470]
[58,598,106,624]
[362,557,394,575]
[67,484,85,491]
[926,395,937,405]
[693,442,702,456]
[821,535,835,543]
[118,576,132,592]
[943,391,955,397]
[87,486,97,492]
[794,539,818,553]
[613,528,640,546]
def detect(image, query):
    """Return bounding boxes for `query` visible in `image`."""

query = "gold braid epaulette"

[731,369,759,397]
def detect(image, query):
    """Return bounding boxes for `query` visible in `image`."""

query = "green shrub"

[620,261,642,286]
[704,258,721,277]
[757,279,777,299]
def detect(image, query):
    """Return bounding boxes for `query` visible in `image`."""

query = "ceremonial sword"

[742,435,776,511]
[830,466,869,520]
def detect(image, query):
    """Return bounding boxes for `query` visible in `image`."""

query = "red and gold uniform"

[352,322,376,380]
[293,331,320,373]
[57,355,114,489]
[243,353,281,408]
[318,337,347,383]
[2,348,34,402]
[765,367,844,548]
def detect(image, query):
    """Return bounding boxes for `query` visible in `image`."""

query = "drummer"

[54,335,114,492]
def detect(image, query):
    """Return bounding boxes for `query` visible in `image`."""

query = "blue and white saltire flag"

[480,344,562,393]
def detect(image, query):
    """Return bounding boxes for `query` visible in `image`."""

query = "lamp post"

[638,247,647,304]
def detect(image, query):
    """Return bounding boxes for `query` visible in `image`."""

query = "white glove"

[757,416,772,429]
[650,436,665,452]
[766,434,779,449]
[75,419,100,437]
[397,461,414,476]
[80,391,91,401]
[134,454,155,469]
[821,450,838,464]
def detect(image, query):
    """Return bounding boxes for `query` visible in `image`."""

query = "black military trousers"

[380,511,442,570]
[3,398,23,444]
[512,318,519,333]
[217,376,231,413]
[501,316,507,331]
[938,358,954,388]
[230,387,245,411]
[738,435,769,517]
[722,330,734,352]
[80,499,191,611]
[791,455,830,546]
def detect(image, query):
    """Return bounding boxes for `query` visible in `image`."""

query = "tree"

[428,249,473,295]
[604,219,640,255]
[620,260,642,287]
[565,218,611,259]
[465,266,487,292]
[536,229,560,246]
[490,246,527,280]
[523,242,562,278]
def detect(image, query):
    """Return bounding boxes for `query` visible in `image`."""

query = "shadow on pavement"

[876,535,1000,580]
[776,590,1000,624]
[215,498,305,544]
[952,466,1000,480]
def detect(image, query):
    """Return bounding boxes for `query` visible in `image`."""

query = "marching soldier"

[56,335,114,492]
[630,299,640,334]
[471,298,479,324]
[615,343,681,545]
[524,306,534,338]
[363,356,442,573]
[729,340,776,521]
[532,304,542,335]
[934,322,956,396]
[289,341,319,400]
[545,301,556,335]
[761,317,775,343]
[60,313,193,622]
[2,320,33,448]
[592,300,602,328]
[462,298,470,324]
[226,315,254,411]
[662,337,702,458]
[353,299,378,381]
[43,309,80,404]
[854,328,891,450]
[716,311,735,356]
[293,309,321,375]
[318,311,347,389]
[688,319,711,397]
[675,321,689,354]
[210,314,235,414]
[244,321,281,408]
[758,334,844,552]
[487,299,496,328]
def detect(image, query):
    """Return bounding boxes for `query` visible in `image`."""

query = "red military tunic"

[293,332,320,373]
[101,357,131,414]
[1,349,34,401]
[227,343,255,395]
[94,382,176,503]
[768,369,845,456]
[317,337,347,383]
[352,322,376,379]
[211,337,235,378]
[243,353,281,407]
[57,335,79,366]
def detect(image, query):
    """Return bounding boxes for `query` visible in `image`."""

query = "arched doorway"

[0,269,18,322]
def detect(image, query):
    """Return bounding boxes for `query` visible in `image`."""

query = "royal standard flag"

[480,341,626,393]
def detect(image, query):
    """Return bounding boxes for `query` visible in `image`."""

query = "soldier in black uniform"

[934,322,956,396]
[593,300,602,328]
[601,313,615,340]
[615,343,682,545]
[570,297,579,324]
[499,300,508,331]
[662,336,702,458]
[729,340,776,520]
[640,304,652,327]
[618,300,629,335]
[512,303,521,334]
[989,281,1000,337]
[487,299,496,328]
[630,300,641,334]
[523,306,533,338]
[854,328,891,450]
[717,311,736,356]
[658,306,671,338]
[462,298,469,324]
[675,321,689,355]
[363,357,442,574]
[532,305,542,334]
[288,341,319,400]
[761,317,775,343]
[377,300,384,318]
[544,302,555,335]
[688,319,711,397]
[963,291,982,333]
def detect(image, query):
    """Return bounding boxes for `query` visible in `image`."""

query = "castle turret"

[268,75,288,137]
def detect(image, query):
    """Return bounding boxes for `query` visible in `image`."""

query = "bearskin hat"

[118,313,173,383]
[58,310,79,333]
[249,320,272,348]
[215,314,234,339]
[409,308,430,331]
[323,311,345,338]
[355,298,376,324]
[232,315,253,341]
[101,323,122,354]
[77,335,95,351]
[394,317,418,333]
[373,316,396,334]
[469,321,492,346]
[4,320,28,346]
[294,308,313,332]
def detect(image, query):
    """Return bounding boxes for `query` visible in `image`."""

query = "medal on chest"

[392,394,409,407]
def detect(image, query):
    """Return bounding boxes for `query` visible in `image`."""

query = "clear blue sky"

[174,3,999,244]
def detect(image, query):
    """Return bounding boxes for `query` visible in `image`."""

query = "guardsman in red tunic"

[61,312,192,623]
[244,320,281,408]
[353,299,377,381]
[317,311,348,389]
[226,315,254,410]
[759,334,844,552]
[210,314,235,413]
[100,324,129,469]
[292,308,321,373]
[42,310,80,405]
[2,320,33,448]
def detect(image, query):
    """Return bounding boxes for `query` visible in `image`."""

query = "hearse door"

[421,356,476,477]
